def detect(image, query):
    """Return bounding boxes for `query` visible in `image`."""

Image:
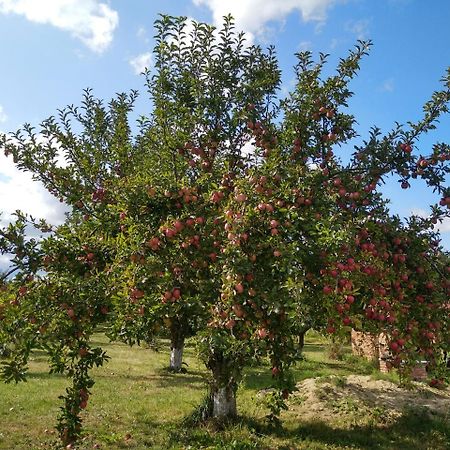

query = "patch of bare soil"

[287,375,450,425]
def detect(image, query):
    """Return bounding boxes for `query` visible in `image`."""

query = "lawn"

[0,332,448,450]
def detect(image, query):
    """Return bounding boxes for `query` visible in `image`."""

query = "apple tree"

[1,14,449,445]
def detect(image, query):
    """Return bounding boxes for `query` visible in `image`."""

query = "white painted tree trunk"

[212,385,237,418]
[169,345,184,371]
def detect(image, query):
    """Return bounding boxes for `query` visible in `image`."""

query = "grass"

[0,331,448,450]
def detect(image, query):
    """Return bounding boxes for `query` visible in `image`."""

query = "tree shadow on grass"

[167,416,263,450]
[25,371,66,380]
[302,343,327,354]
[153,367,206,390]
[71,369,206,391]
[240,409,450,450]
[133,406,450,450]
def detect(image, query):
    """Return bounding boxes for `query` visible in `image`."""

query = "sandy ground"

[287,375,450,423]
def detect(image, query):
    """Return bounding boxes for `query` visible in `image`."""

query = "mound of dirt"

[287,375,450,424]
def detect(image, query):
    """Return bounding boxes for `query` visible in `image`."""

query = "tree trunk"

[298,326,310,353]
[169,324,185,372]
[169,344,184,371]
[207,353,239,420]
[211,383,237,418]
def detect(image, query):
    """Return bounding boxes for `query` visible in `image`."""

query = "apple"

[233,304,245,318]
[131,288,144,299]
[400,143,412,153]
[346,295,355,304]
[147,237,160,251]
[257,328,268,339]
[225,319,236,329]
[323,285,333,295]
[389,342,399,352]
[174,220,184,232]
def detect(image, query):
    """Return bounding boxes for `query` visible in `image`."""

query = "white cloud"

[241,140,256,156]
[329,37,339,50]
[167,17,204,48]
[129,52,152,75]
[192,0,336,41]
[0,152,68,226]
[410,207,429,218]
[380,78,395,92]
[137,26,150,44]
[411,208,450,234]
[0,105,7,123]
[438,218,450,233]
[0,0,119,53]
[0,253,10,271]
[137,26,146,38]
[298,40,312,51]
[0,134,68,228]
[345,19,370,40]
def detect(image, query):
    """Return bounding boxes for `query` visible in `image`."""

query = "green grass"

[0,332,448,450]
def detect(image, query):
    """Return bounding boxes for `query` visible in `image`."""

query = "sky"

[0,0,449,264]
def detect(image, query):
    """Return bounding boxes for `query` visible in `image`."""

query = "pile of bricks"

[350,329,428,380]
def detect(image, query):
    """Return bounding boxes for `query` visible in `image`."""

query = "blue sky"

[0,0,449,253]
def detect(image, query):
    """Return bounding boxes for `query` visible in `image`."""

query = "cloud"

[0,253,10,272]
[0,0,119,53]
[380,78,395,92]
[0,152,68,227]
[345,19,370,40]
[298,40,312,51]
[411,208,450,234]
[129,52,152,75]
[0,133,68,228]
[137,26,150,44]
[241,140,256,156]
[329,37,339,50]
[438,218,450,233]
[0,105,7,123]
[192,0,336,41]
[0,133,69,273]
